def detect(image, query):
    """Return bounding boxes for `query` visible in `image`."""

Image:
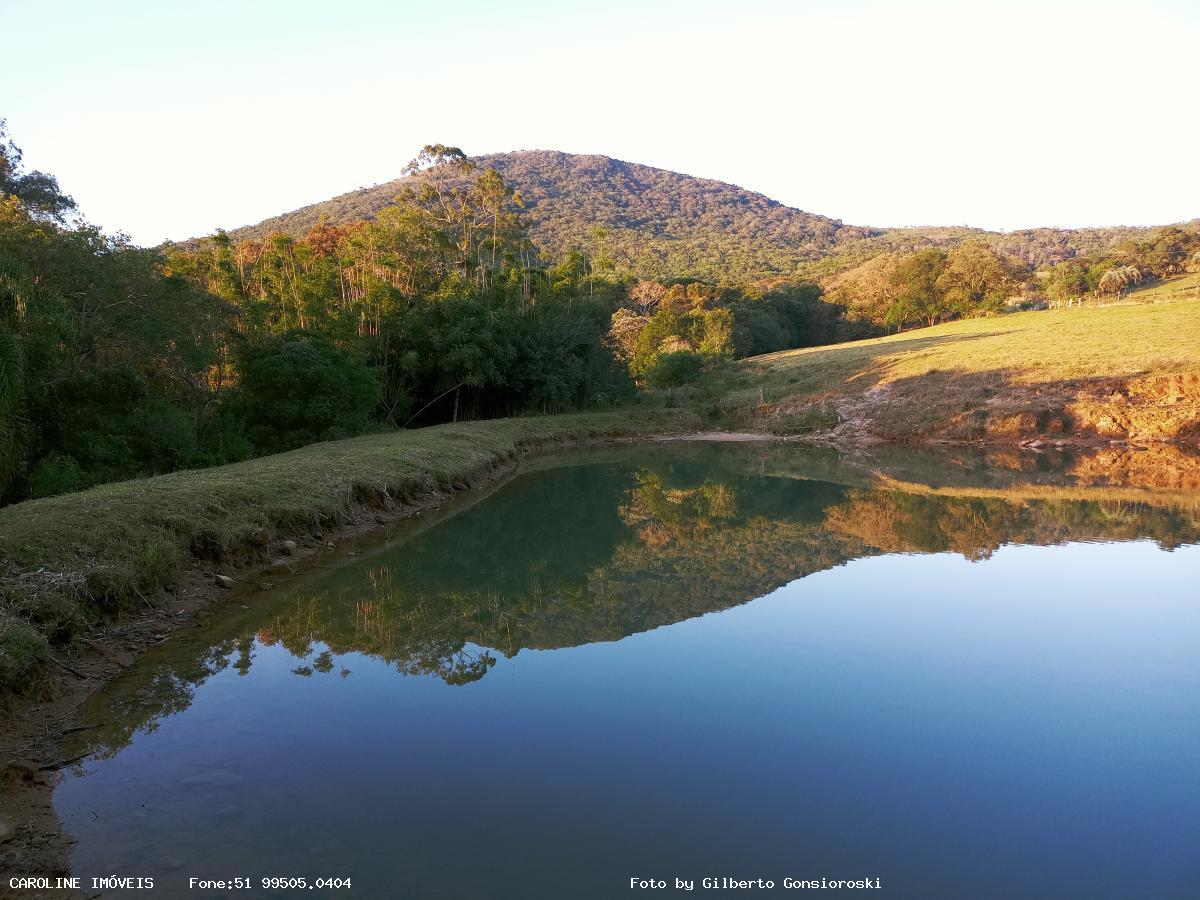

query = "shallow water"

[54,444,1200,898]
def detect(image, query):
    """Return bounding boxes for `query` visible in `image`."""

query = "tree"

[827,254,901,327]
[891,249,948,327]
[1044,260,1089,306]
[606,308,649,363]
[628,280,667,314]
[1097,265,1141,298]
[643,351,705,388]
[936,241,1020,318]
[0,120,76,222]
[234,331,381,454]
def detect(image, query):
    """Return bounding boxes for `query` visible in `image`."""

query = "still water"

[54,444,1200,898]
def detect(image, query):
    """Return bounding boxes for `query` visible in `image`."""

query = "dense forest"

[0,129,837,504]
[225,150,1199,283]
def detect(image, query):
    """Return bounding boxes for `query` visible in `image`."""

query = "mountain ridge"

[213,149,1192,282]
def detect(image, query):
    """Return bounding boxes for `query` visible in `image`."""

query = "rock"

[269,558,293,570]
[214,574,236,590]
[2,760,42,783]
[0,818,16,843]
[281,540,298,556]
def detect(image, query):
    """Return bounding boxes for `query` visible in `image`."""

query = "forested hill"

[223,151,881,281]
[221,149,1194,282]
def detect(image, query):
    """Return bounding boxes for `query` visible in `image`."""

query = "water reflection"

[67,443,1200,764]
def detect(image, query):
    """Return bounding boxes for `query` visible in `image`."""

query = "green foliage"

[1036,227,1200,306]
[236,332,383,454]
[0,614,48,694]
[33,367,202,487]
[26,454,86,499]
[1044,260,1089,304]
[0,118,76,222]
[221,149,1200,286]
[831,241,1023,331]
[225,151,880,283]
[644,351,705,388]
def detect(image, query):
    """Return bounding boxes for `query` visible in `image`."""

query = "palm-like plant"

[1097,265,1142,297]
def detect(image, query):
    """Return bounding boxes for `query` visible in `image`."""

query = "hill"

[218,150,1191,282]
[690,293,1200,447]
[223,150,881,282]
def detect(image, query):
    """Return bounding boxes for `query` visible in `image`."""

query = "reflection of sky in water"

[52,449,1200,899]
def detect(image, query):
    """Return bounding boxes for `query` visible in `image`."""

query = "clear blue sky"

[5,0,1198,244]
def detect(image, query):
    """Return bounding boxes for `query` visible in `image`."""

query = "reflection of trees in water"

[70,639,243,762]
[825,492,1200,559]
[619,471,737,548]
[68,461,1200,761]
[259,587,499,686]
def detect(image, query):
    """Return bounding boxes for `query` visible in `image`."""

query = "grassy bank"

[683,295,1200,443]
[0,409,696,694]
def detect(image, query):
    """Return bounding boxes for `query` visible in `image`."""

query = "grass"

[1125,271,1200,304]
[0,408,697,695]
[685,294,1200,437]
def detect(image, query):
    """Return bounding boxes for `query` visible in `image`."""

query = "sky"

[4,0,1199,245]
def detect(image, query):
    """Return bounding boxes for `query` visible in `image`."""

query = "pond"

[52,443,1200,898]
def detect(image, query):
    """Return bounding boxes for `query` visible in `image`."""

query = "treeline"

[1,121,240,502]
[824,225,1200,330]
[1039,226,1200,304]
[826,240,1024,330]
[607,279,840,387]
[0,130,845,504]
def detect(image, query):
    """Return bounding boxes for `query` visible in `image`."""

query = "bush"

[644,351,705,388]
[26,453,86,499]
[235,331,382,454]
[30,366,203,487]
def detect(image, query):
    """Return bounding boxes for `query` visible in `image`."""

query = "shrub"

[26,453,86,498]
[644,351,705,388]
[235,331,382,454]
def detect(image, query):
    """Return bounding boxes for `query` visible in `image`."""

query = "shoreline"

[0,420,690,895]
[4,418,1200,894]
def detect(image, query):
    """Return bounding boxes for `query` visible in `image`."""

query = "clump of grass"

[0,611,48,691]
[0,409,698,695]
